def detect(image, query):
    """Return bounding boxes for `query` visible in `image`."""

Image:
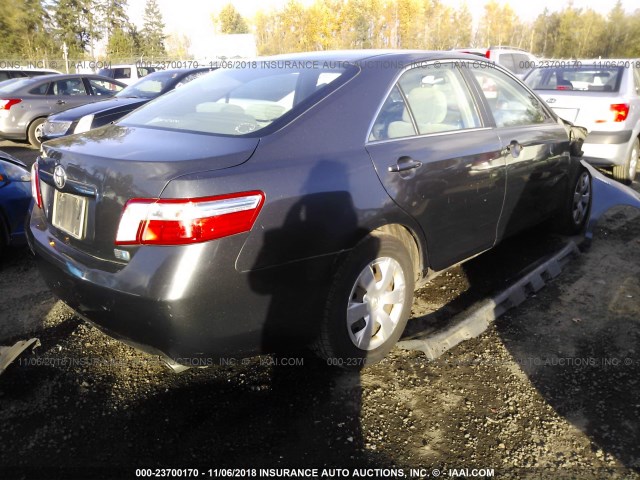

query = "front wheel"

[554,167,592,235]
[314,233,415,368]
[613,138,639,185]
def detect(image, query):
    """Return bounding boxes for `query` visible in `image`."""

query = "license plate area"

[52,190,87,240]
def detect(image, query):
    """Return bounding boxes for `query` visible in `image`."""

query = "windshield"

[119,65,352,136]
[525,66,624,92]
[116,70,183,99]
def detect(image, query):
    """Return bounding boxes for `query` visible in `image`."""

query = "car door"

[366,61,506,271]
[47,77,95,114]
[465,65,571,239]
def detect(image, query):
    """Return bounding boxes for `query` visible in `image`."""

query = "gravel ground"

[1,140,639,479]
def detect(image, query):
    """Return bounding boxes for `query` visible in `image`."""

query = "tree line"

[250,0,640,58]
[0,0,166,62]
[1,0,639,64]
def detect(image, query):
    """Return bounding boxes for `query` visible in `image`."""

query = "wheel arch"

[370,222,428,287]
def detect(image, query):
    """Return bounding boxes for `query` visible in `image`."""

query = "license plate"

[52,190,87,239]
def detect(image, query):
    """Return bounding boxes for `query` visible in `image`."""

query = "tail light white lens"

[115,191,265,246]
[31,162,42,209]
[0,99,22,110]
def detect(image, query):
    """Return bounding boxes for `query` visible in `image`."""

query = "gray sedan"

[0,74,125,147]
[28,51,591,369]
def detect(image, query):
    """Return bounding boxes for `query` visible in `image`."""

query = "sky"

[126,0,638,58]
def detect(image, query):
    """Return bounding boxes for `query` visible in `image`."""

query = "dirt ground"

[1,140,639,479]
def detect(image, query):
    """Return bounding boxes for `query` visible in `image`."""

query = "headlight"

[74,114,95,134]
[0,161,30,184]
[43,120,72,136]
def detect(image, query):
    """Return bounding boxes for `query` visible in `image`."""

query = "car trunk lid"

[37,124,259,261]
[537,91,628,132]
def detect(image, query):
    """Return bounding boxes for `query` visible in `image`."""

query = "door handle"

[56,100,66,105]
[505,140,522,158]
[388,157,423,173]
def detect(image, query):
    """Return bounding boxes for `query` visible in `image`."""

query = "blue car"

[0,151,31,251]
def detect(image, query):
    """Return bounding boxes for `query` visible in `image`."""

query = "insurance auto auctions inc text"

[202,467,495,478]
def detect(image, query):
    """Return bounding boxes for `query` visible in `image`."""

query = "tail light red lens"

[596,104,630,123]
[31,162,42,209]
[610,103,629,122]
[485,49,491,59]
[0,99,22,110]
[115,191,265,246]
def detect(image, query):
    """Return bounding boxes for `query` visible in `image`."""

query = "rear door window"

[471,67,550,127]
[370,62,481,141]
[29,83,50,95]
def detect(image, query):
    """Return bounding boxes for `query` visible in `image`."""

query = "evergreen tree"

[141,0,166,58]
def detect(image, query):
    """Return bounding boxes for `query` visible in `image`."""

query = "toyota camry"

[27,51,591,369]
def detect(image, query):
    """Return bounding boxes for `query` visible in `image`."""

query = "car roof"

[0,74,127,90]
[260,49,491,65]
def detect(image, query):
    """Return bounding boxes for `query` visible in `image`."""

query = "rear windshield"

[116,70,183,99]
[0,77,35,93]
[119,65,353,136]
[525,66,624,92]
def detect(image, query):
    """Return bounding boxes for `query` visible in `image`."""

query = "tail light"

[115,191,265,246]
[485,49,491,59]
[610,103,629,122]
[0,99,22,110]
[31,162,42,209]
[595,104,630,123]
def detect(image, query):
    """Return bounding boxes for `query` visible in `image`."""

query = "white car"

[97,64,156,85]
[525,60,640,184]
[453,46,538,78]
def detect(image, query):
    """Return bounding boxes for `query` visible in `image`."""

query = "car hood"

[49,97,148,121]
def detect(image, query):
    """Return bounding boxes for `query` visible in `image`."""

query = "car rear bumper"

[582,130,635,167]
[27,206,334,365]
[0,114,27,140]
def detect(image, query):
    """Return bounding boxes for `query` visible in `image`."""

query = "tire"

[612,138,639,185]
[27,118,46,148]
[554,167,592,235]
[314,233,415,368]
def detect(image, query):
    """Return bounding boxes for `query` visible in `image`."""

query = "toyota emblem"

[53,165,66,189]
[546,98,556,104]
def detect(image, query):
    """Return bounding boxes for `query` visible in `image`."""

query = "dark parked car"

[0,74,125,147]
[27,51,591,369]
[0,151,31,252]
[42,68,215,141]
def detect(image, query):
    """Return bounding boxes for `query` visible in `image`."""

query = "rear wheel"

[554,168,591,235]
[612,138,639,185]
[27,118,45,148]
[314,233,414,368]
